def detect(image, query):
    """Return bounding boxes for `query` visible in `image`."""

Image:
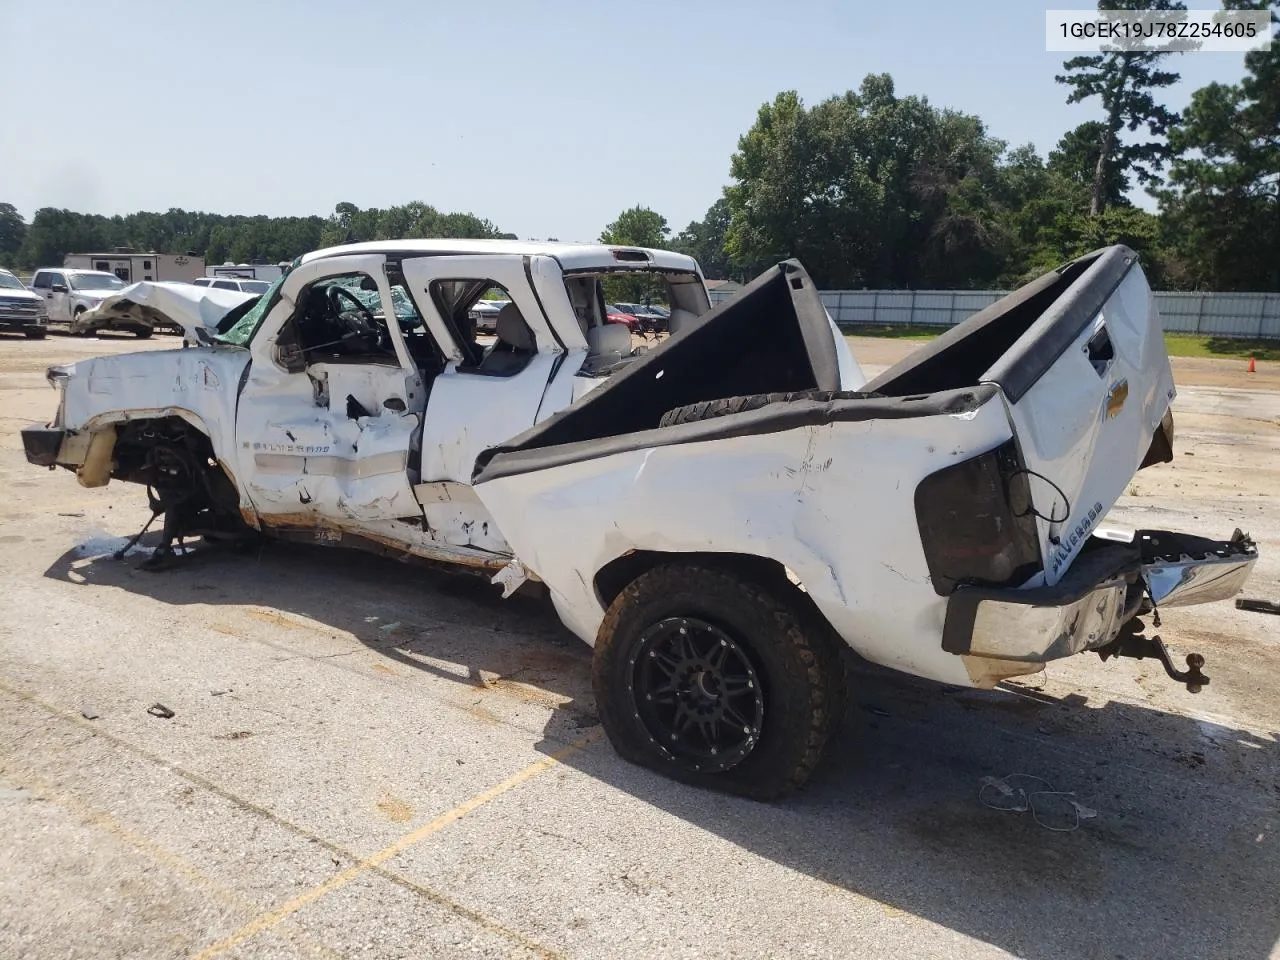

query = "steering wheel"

[327,285,380,343]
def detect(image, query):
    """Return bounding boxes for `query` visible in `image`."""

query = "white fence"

[708,287,1280,338]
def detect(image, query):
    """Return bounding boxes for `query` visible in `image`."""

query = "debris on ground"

[1236,598,1280,616]
[979,774,1098,833]
[80,707,99,720]
[146,703,175,719]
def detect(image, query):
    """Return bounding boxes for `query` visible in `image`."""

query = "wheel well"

[110,416,234,496]
[595,550,801,610]
[110,416,247,538]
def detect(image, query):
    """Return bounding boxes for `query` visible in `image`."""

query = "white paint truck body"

[23,240,1257,797]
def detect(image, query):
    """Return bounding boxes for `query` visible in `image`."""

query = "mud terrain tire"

[593,563,844,800]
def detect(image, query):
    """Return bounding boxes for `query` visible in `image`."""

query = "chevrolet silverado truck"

[21,240,1257,798]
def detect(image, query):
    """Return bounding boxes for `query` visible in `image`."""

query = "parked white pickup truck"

[22,239,1257,797]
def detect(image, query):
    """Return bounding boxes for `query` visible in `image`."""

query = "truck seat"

[477,303,536,376]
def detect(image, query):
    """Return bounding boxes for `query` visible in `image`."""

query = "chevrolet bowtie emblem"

[1105,379,1129,419]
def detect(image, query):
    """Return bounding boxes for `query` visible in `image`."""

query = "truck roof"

[301,239,700,274]
[35,267,117,277]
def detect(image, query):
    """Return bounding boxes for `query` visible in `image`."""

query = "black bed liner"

[472,245,1140,485]
[865,245,1138,402]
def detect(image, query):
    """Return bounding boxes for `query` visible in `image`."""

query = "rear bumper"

[22,426,66,466]
[943,528,1257,665]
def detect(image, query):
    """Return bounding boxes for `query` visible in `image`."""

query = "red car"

[605,303,639,333]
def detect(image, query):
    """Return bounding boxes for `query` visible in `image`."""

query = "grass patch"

[844,324,1280,362]
[1162,334,1280,361]
[840,324,944,341]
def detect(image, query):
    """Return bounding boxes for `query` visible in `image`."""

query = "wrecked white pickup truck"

[23,240,1257,797]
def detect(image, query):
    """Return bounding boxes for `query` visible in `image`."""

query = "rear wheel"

[593,563,845,799]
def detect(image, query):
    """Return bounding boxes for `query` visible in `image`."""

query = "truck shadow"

[45,538,1280,960]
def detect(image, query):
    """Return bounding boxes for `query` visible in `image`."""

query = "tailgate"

[983,248,1175,585]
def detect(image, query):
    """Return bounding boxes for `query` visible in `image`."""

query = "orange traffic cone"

[1248,354,1257,374]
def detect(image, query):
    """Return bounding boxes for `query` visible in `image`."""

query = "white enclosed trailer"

[207,262,286,282]
[63,251,205,285]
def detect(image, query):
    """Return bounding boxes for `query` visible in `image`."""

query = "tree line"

[3,0,1275,293]
[620,0,1280,293]
[0,201,512,274]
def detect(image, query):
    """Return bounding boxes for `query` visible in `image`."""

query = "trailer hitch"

[1096,621,1209,693]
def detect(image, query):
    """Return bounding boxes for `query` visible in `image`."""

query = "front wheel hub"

[627,617,764,773]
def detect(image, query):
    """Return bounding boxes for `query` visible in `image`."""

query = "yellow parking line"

[0,677,589,960]
[191,737,591,960]
[3,766,344,960]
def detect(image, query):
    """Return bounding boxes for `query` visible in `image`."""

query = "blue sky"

[0,0,1252,241]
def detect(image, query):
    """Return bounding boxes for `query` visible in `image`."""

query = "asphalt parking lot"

[1,333,1278,959]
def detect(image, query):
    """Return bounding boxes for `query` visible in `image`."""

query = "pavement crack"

[0,676,581,960]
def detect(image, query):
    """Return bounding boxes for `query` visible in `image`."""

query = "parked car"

[614,301,668,335]
[193,276,274,295]
[28,268,135,335]
[631,301,669,334]
[0,268,49,338]
[641,302,670,329]
[467,297,510,334]
[605,303,639,332]
[20,240,1256,799]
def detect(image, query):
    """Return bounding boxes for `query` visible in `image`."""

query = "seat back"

[586,321,631,363]
[476,303,536,375]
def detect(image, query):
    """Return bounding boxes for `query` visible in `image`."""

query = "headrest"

[587,321,632,358]
[495,303,535,351]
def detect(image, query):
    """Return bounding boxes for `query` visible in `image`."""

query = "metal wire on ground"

[979,773,1097,833]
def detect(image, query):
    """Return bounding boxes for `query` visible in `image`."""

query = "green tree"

[1159,1,1279,290]
[0,203,26,268]
[599,205,671,248]
[672,197,734,279]
[598,205,672,302]
[1055,0,1185,216]
[724,77,1010,289]
[1048,121,1132,208]
[7,200,506,270]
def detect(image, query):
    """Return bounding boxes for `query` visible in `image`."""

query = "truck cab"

[22,240,740,566]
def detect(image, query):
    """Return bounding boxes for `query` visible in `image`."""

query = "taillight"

[914,440,1042,596]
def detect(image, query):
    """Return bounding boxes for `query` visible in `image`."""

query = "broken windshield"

[216,270,288,346]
